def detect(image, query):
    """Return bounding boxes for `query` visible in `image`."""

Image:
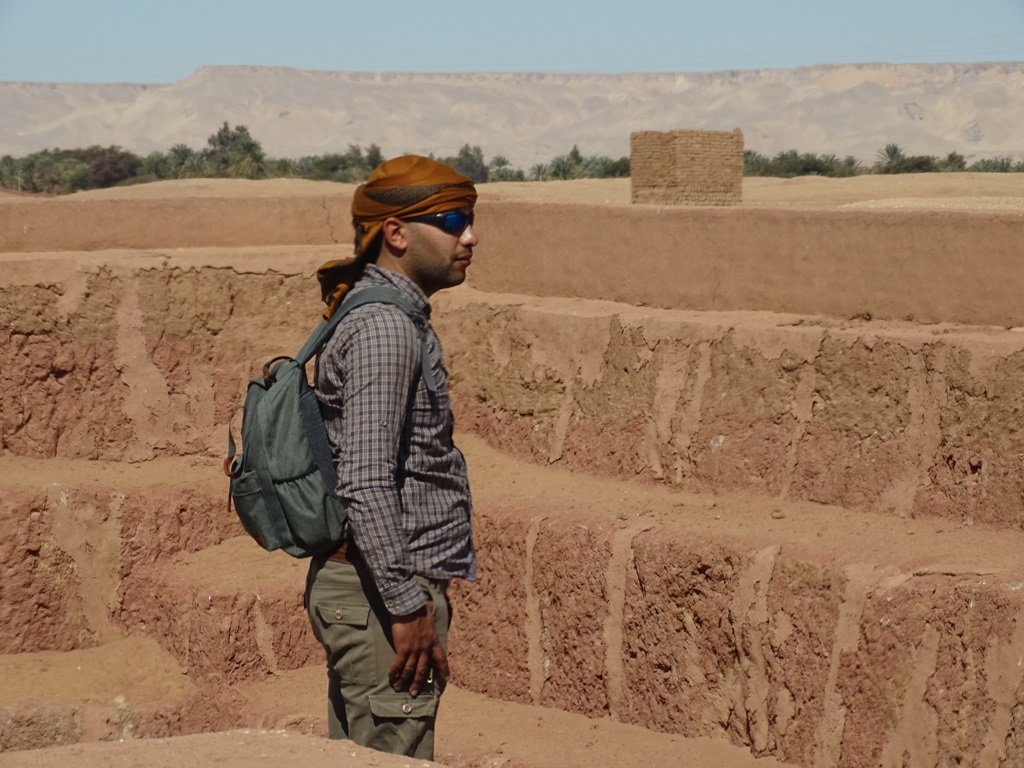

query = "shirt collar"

[360,263,431,318]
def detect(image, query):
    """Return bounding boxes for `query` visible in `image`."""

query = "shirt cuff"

[379,578,427,616]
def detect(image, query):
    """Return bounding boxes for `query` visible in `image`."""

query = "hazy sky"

[1,0,1022,83]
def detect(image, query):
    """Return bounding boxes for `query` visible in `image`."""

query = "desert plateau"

[4,63,1024,168]
[3,172,1024,768]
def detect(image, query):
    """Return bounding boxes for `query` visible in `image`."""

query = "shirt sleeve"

[319,304,427,616]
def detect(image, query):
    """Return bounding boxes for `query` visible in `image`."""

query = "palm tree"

[875,143,905,172]
[141,151,169,179]
[488,155,517,182]
[969,156,1014,172]
[365,144,384,170]
[938,152,966,172]
[179,154,211,179]
[268,157,297,178]
[0,155,22,190]
[227,134,267,179]
[743,150,769,176]
[878,143,904,163]
[837,155,862,177]
[167,144,195,178]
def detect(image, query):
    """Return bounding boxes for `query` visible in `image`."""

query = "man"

[305,155,477,760]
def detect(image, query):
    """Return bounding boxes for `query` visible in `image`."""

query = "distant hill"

[2,63,1023,168]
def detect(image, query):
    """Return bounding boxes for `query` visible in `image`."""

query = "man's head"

[353,154,476,254]
[318,155,478,314]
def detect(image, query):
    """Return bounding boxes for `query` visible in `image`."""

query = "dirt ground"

[3,173,1024,767]
[45,171,1024,209]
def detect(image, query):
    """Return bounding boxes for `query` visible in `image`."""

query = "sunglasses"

[404,210,475,235]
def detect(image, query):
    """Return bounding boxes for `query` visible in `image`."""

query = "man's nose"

[460,224,479,246]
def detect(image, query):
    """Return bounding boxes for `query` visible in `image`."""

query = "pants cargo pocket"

[313,602,376,685]
[363,691,438,758]
[368,690,439,720]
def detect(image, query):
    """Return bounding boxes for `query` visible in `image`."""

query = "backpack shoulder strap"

[296,285,438,393]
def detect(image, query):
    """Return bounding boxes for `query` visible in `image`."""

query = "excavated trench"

[2,184,1024,767]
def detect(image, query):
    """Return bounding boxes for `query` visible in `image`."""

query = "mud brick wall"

[630,129,743,206]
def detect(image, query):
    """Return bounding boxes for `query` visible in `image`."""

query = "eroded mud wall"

[452,493,1024,767]
[1,250,339,460]
[433,290,1024,530]
[0,471,239,654]
[5,256,1024,524]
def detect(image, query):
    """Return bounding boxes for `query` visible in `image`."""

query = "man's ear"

[380,217,409,254]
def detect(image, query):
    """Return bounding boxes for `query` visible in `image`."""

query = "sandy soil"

[484,173,1024,209]
[4,174,1024,768]
[52,171,1024,210]
[0,635,794,768]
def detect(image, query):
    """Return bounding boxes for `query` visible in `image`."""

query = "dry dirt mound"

[0,646,793,768]
[59,171,1024,209]
[0,729,439,768]
[70,177,357,201]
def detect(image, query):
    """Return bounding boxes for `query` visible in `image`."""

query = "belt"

[325,539,359,565]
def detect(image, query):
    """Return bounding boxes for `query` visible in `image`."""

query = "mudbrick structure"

[2,179,1024,767]
[630,129,744,206]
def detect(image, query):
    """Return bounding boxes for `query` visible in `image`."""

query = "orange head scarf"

[316,155,477,318]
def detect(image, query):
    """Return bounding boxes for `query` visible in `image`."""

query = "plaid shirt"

[316,264,474,615]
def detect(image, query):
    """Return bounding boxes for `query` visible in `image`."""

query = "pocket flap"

[315,602,370,628]
[369,691,438,719]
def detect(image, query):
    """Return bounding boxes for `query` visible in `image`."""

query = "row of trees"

[744,143,1024,178]
[0,124,385,194]
[0,123,631,195]
[3,124,1022,195]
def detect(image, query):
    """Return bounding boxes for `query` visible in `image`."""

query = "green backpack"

[224,285,436,557]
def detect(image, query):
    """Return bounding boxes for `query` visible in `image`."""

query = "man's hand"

[389,602,449,697]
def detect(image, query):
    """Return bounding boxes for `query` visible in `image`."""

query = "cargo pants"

[305,555,450,760]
